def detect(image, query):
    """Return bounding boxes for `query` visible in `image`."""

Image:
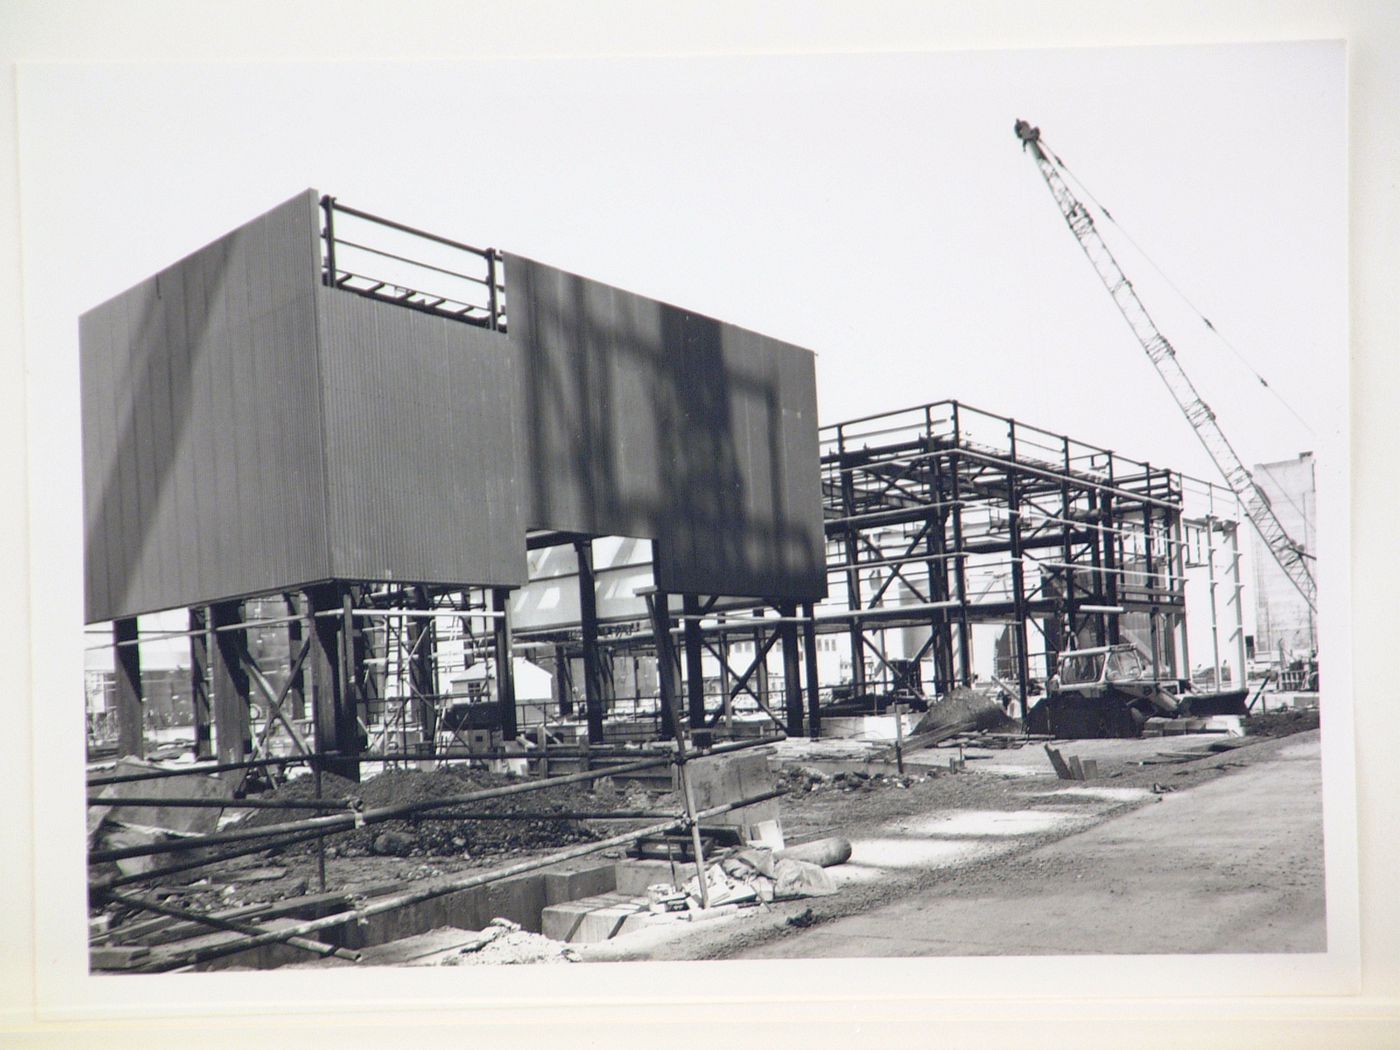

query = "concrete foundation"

[820,713,922,743]
[541,891,653,943]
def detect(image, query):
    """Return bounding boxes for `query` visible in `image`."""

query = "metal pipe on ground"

[89,753,676,864]
[139,788,786,972]
[87,796,358,811]
[96,888,362,964]
[90,825,342,892]
[403,810,678,821]
[88,753,328,788]
[89,736,786,886]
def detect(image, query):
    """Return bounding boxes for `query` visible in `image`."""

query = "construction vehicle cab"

[1031,644,1180,738]
[1050,645,1158,696]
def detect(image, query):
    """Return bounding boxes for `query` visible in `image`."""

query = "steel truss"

[820,400,1236,717]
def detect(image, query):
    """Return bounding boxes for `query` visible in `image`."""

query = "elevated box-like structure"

[80,191,826,625]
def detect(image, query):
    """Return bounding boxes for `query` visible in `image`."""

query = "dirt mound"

[238,765,664,859]
[776,766,927,795]
[915,688,1018,736]
[1245,707,1320,739]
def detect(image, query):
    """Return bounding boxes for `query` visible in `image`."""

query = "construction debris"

[776,766,923,796]
[439,918,581,966]
[238,767,673,859]
[1044,746,1101,781]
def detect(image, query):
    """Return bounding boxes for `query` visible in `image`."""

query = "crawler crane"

[1013,119,1317,615]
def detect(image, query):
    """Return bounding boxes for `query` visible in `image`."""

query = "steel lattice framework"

[1014,119,1316,614]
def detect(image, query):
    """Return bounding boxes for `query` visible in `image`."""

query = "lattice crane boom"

[1013,119,1316,614]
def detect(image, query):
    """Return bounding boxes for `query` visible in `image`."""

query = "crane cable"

[1040,139,1316,437]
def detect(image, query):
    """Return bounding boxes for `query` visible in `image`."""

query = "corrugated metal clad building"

[79,190,826,624]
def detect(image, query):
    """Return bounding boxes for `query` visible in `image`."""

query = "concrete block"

[541,891,652,943]
[681,751,780,837]
[820,713,920,742]
[614,858,687,895]
[480,872,547,933]
[542,862,617,905]
[92,757,235,839]
[356,926,481,966]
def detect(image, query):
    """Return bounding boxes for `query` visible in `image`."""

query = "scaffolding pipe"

[142,788,786,972]
[96,888,363,963]
[88,753,676,864]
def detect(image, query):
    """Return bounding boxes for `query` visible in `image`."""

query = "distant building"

[1251,452,1317,658]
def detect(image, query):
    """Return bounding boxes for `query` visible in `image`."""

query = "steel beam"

[574,539,607,744]
[113,617,144,759]
[188,608,212,760]
[305,584,359,782]
[642,590,680,740]
[1007,423,1032,719]
[493,587,517,741]
[682,595,706,729]
[209,601,251,772]
[408,587,437,747]
[283,596,307,724]
[837,432,868,696]
[801,602,822,738]
[779,602,804,735]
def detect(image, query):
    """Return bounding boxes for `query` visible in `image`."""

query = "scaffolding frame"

[820,400,1240,717]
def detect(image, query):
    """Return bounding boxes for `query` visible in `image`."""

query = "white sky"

[21,44,1344,669]
[22,44,1344,477]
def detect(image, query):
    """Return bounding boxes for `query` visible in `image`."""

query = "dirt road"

[738,731,1324,958]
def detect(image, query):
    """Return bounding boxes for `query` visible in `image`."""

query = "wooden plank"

[1080,758,1099,780]
[1067,755,1085,781]
[1043,744,1072,779]
[90,945,151,970]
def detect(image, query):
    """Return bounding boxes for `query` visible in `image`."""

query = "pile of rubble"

[776,766,926,795]
[439,918,581,966]
[242,766,672,859]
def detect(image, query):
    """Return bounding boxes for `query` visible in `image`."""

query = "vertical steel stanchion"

[314,766,326,893]
[640,587,710,909]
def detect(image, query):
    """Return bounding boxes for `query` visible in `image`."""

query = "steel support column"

[188,608,212,760]
[113,617,144,759]
[574,539,607,744]
[949,407,973,685]
[779,602,804,736]
[306,584,359,782]
[408,588,437,749]
[925,442,954,696]
[493,588,517,741]
[838,433,867,696]
[1057,437,1077,674]
[643,590,680,740]
[754,617,770,709]
[682,595,706,729]
[283,596,307,723]
[801,602,822,738]
[1103,458,1121,644]
[554,643,574,718]
[717,616,734,733]
[1143,488,1162,682]
[1006,424,1032,719]
[209,601,252,771]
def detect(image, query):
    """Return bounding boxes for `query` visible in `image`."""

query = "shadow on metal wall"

[516,261,823,600]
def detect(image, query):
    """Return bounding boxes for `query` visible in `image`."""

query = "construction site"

[81,122,1325,972]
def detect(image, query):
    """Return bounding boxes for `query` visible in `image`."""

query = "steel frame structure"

[84,196,1245,782]
[819,400,1241,718]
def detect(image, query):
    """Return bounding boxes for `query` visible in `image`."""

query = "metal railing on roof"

[319,195,506,331]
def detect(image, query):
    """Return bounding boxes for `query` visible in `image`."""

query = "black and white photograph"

[4,5,1396,1046]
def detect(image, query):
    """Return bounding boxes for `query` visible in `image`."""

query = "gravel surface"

[590,729,1321,961]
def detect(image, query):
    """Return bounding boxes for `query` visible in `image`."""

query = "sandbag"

[773,857,838,899]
